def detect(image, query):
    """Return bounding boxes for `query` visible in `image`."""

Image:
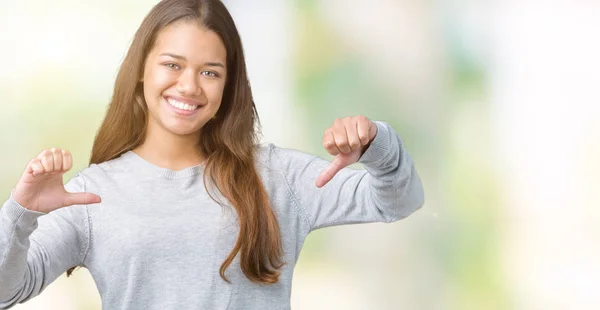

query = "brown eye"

[201,71,218,77]
[164,63,180,70]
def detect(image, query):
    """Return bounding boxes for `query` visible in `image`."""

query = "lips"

[166,96,201,110]
[164,96,203,116]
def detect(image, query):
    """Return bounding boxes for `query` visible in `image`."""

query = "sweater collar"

[120,151,205,179]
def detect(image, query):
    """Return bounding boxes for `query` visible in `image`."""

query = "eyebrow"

[159,53,225,68]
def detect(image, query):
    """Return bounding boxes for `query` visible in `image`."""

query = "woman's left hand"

[315,116,378,188]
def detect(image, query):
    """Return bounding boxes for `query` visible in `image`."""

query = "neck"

[132,126,205,171]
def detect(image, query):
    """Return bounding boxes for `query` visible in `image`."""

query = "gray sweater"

[0,121,424,309]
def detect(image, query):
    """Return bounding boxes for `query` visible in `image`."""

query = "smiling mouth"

[165,97,200,111]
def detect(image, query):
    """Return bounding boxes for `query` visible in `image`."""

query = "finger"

[38,150,54,174]
[64,193,102,207]
[315,156,345,188]
[368,119,378,140]
[332,120,351,154]
[27,158,44,177]
[50,148,63,172]
[322,129,341,156]
[356,116,372,146]
[62,150,72,172]
[345,118,361,152]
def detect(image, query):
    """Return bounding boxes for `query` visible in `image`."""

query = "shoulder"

[255,143,275,164]
[73,152,135,194]
[254,143,280,175]
[82,153,128,175]
[254,143,327,184]
[254,143,316,170]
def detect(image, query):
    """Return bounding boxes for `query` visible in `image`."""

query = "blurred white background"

[1,0,599,309]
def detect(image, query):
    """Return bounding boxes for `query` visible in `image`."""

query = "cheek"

[206,82,226,105]
[145,68,175,93]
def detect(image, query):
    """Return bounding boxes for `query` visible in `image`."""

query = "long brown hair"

[67,0,284,284]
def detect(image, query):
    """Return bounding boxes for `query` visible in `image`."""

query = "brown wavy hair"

[66,0,284,284]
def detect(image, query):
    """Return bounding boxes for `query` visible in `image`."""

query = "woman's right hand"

[12,148,102,214]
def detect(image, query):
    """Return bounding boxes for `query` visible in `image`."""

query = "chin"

[169,127,202,137]
[165,122,207,137]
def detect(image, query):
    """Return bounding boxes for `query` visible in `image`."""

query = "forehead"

[151,20,227,63]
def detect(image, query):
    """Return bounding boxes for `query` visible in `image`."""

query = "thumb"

[315,155,350,188]
[64,192,102,207]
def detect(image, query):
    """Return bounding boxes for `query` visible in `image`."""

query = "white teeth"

[166,98,199,111]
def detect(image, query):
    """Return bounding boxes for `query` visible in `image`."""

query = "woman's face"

[141,20,227,138]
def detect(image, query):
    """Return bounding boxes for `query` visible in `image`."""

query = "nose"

[176,70,202,96]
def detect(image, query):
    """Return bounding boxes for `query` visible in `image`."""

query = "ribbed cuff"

[2,190,47,227]
[358,121,396,166]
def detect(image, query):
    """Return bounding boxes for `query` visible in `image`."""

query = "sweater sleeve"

[0,173,91,308]
[273,121,424,232]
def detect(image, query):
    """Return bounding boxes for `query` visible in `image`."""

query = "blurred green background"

[1,1,599,309]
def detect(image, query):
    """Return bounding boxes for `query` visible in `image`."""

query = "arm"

[0,174,90,308]
[274,121,424,232]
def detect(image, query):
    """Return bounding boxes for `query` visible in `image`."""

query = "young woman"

[0,0,424,308]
